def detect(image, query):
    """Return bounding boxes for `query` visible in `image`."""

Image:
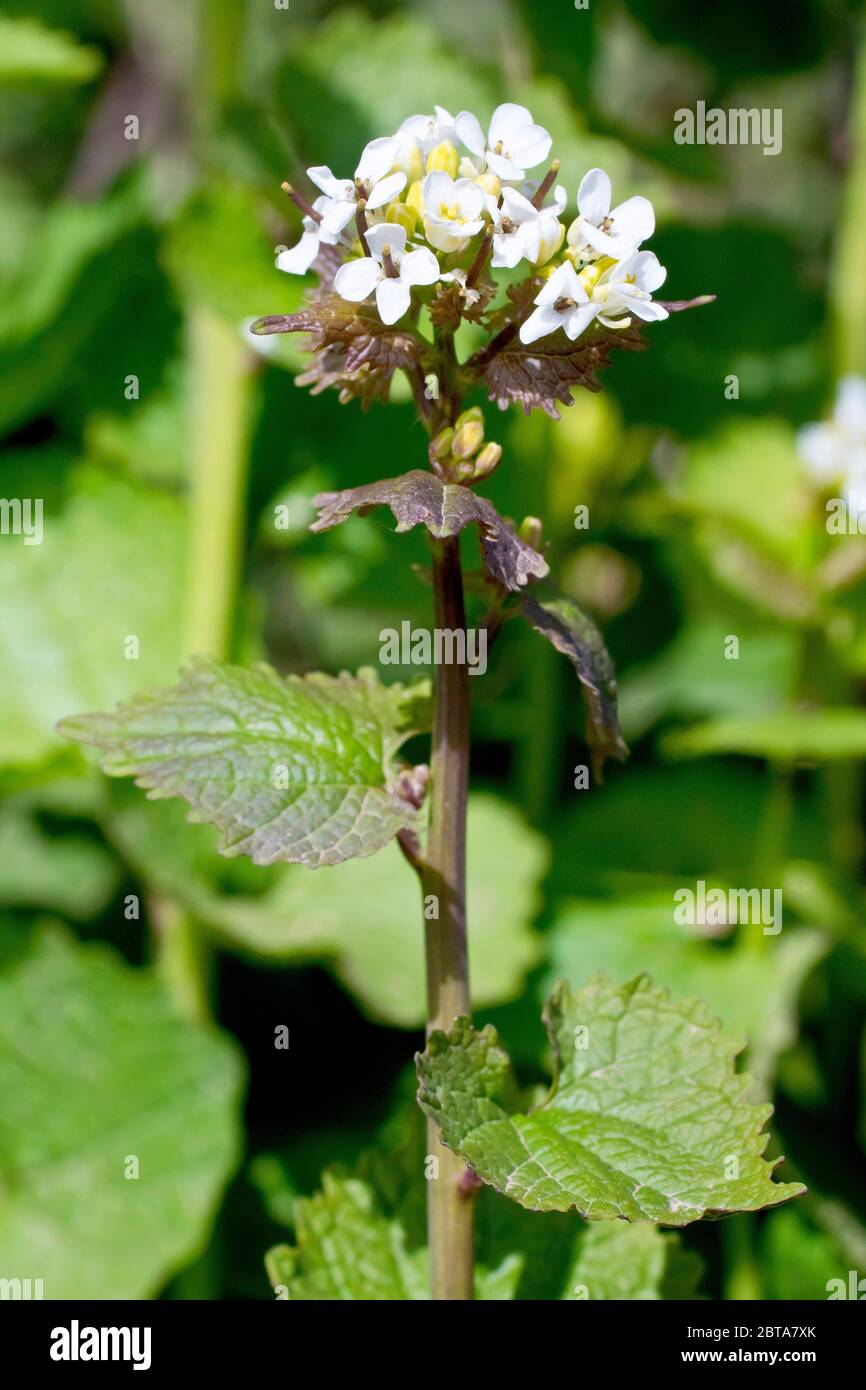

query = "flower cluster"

[277,102,669,342]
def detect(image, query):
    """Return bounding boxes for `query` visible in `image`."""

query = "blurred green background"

[1,0,866,1301]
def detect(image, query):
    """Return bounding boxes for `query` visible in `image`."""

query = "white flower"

[276,196,341,276]
[568,168,655,260]
[397,106,458,155]
[333,223,440,325]
[532,185,567,266]
[421,171,486,252]
[490,188,543,269]
[307,138,406,236]
[455,102,552,182]
[590,250,669,327]
[519,262,598,344]
[798,376,866,490]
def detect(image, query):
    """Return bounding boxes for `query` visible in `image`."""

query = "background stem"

[422,535,474,1300]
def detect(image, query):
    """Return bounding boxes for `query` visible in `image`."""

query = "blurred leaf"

[0,466,185,770]
[545,896,826,1087]
[62,659,431,869]
[162,180,304,331]
[663,709,866,762]
[107,793,545,1029]
[0,15,103,85]
[761,1206,848,1300]
[620,619,799,740]
[0,926,243,1298]
[418,974,805,1222]
[0,801,118,918]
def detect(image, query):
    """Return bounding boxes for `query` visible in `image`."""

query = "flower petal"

[356,136,400,184]
[455,110,486,157]
[488,103,533,146]
[564,302,599,340]
[276,230,320,275]
[610,195,655,247]
[485,150,527,181]
[334,257,382,302]
[836,376,866,433]
[509,123,552,171]
[307,166,349,201]
[365,222,407,261]
[319,199,357,235]
[577,167,611,224]
[400,247,440,287]
[375,277,411,325]
[519,304,562,344]
[367,171,407,210]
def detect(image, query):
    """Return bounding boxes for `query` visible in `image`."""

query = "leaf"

[473,318,646,420]
[545,896,827,1089]
[0,16,103,85]
[103,792,543,1027]
[0,927,243,1299]
[519,594,627,776]
[0,466,186,771]
[417,973,805,1224]
[311,470,548,592]
[662,709,866,762]
[253,291,423,410]
[261,1137,701,1300]
[0,801,119,919]
[60,658,430,869]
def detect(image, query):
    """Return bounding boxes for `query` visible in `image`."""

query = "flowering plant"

[61,103,804,1305]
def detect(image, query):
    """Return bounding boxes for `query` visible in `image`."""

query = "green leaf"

[312,470,548,592]
[0,467,186,771]
[545,897,826,1088]
[0,927,243,1299]
[104,792,544,1028]
[662,709,866,762]
[0,16,103,85]
[0,801,118,918]
[60,658,430,868]
[262,1147,700,1300]
[417,974,805,1224]
[519,594,627,776]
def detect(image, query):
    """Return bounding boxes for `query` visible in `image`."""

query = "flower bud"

[430,427,455,462]
[475,172,502,200]
[426,141,459,178]
[405,179,425,222]
[392,136,423,184]
[386,201,418,235]
[453,457,477,483]
[519,516,543,549]
[454,406,484,430]
[452,419,485,460]
[473,441,502,479]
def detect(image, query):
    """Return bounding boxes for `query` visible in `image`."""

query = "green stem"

[830,26,866,378]
[421,536,475,1300]
[184,308,253,660]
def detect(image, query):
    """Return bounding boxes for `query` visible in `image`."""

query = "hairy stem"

[422,535,475,1300]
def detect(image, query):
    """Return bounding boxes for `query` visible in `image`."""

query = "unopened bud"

[452,419,485,460]
[473,441,502,479]
[426,141,459,178]
[453,457,477,483]
[454,406,484,430]
[405,180,425,221]
[386,201,418,235]
[476,172,501,200]
[519,516,543,549]
[430,427,455,462]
